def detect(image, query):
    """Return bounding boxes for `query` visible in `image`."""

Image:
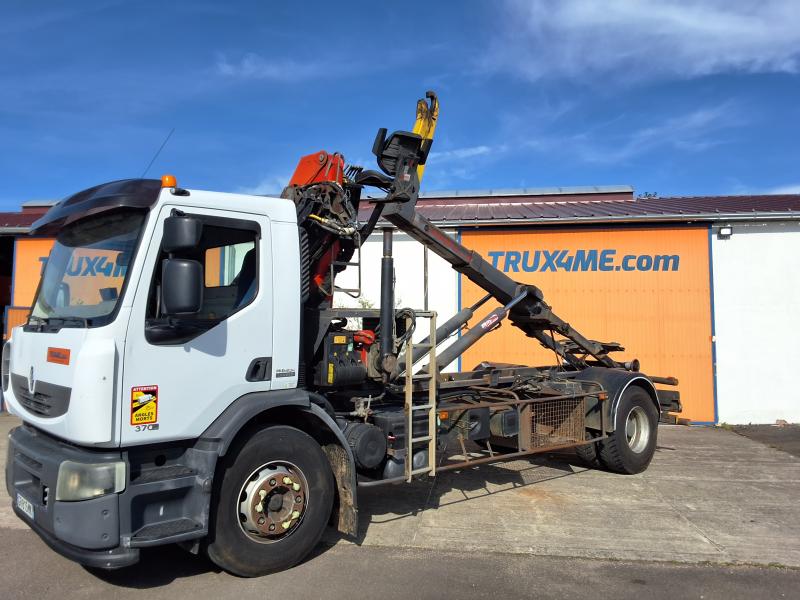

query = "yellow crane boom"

[411,91,439,183]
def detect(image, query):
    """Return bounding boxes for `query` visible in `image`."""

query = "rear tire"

[598,387,658,474]
[575,437,599,466]
[205,425,334,577]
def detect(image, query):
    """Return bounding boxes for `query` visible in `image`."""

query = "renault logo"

[28,367,35,394]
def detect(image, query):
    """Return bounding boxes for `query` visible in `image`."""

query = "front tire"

[598,387,658,474]
[205,425,334,577]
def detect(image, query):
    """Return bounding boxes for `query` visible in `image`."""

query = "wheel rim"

[237,461,309,544]
[625,406,650,454]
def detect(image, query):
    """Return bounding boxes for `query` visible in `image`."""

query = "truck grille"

[10,374,71,418]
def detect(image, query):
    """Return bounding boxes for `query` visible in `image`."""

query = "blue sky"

[1,0,799,210]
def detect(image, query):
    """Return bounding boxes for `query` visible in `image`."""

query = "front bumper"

[5,424,139,569]
[12,505,139,569]
[6,423,214,569]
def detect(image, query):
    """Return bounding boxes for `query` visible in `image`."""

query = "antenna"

[140,128,175,178]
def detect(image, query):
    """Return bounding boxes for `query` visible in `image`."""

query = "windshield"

[30,210,146,327]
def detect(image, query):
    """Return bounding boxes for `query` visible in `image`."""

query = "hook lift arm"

[370,92,629,372]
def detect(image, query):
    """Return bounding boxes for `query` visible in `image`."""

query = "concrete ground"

[331,421,800,567]
[1,529,798,600]
[1,413,799,598]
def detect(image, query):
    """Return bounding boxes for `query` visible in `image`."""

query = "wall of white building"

[712,221,800,424]
[333,230,460,371]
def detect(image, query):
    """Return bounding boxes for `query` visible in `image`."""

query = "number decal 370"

[134,424,160,432]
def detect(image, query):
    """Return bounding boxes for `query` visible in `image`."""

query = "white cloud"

[422,144,509,188]
[237,174,290,196]
[487,0,800,81]
[767,184,800,194]
[428,145,496,162]
[215,53,328,82]
[532,103,741,164]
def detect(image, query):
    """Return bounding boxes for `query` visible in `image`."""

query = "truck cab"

[4,178,319,570]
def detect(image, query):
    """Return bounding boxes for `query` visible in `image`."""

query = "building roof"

[4,188,800,234]
[419,185,634,199]
[360,187,800,226]
[0,201,57,234]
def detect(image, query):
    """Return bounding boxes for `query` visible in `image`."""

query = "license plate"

[16,493,34,520]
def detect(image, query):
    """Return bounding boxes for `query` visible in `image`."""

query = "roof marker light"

[161,174,177,188]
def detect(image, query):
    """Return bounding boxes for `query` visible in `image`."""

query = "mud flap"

[322,444,358,537]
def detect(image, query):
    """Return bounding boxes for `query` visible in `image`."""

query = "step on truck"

[4,92,680,576]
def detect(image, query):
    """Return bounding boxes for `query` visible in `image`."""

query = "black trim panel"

[10,374,71,418]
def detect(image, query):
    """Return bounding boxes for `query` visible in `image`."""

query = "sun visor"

[31,179,163,235]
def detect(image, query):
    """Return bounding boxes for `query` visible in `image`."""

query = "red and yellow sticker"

[131,385,158,425]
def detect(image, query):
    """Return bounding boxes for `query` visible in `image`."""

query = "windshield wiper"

[27,315,48,331]
[46,316,90,328]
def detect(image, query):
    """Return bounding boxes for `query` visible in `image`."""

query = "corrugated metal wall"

[460,226,716,423]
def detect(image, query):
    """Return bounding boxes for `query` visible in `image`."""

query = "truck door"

[120,206,273,445]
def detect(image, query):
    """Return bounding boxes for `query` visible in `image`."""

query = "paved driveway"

[331,422,800,567]
[2,413,799,596]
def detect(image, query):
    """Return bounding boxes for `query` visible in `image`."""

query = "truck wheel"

[598,387,658,475]
[205,425,334,577]
[575,437,599,466]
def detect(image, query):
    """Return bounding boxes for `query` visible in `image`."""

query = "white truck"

[4,92,680,576]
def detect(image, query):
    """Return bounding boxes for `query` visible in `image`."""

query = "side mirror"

[161,259,203,315]
[163,215,203,252]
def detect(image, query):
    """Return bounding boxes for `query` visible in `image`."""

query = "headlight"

[2,341,10,392]
[56,460,126,501]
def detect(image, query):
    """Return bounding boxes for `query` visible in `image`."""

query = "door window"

[201,239,257,319]
[145,216,260,344]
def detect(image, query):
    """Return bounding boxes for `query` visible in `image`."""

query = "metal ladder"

[403,311,437,482]
[331,233,362,298]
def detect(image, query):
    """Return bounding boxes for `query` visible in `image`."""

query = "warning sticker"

[131,385,158,425]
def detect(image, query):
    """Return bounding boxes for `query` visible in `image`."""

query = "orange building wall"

[12,238,54,307]
[459,226,715,423]
[4,238,54,338]
[205,247,222,287]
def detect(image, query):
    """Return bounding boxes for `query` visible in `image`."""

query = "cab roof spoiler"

[30,178,162,235]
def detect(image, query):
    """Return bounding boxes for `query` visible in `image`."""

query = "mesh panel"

[530,397,586,448]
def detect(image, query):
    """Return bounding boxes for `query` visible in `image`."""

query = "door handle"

[245,357,272,382]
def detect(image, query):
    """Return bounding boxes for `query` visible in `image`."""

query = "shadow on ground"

[85,535,339,588]
[85,447,598,588]
[342,447,596,543]
[732,424,800,458]
[85,544,219,588]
